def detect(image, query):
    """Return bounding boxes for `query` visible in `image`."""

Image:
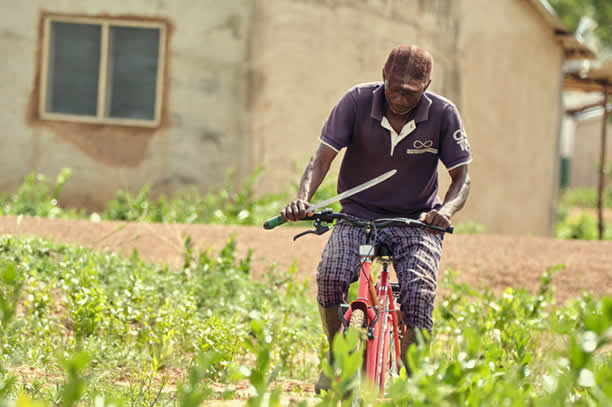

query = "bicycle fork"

[375,260,402,388]
[341,244,402,392]
[341,244,378,340]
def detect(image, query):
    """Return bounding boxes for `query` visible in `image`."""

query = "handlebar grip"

[263,215,287,230]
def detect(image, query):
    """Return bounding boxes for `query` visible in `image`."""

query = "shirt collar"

[371,83,432,124]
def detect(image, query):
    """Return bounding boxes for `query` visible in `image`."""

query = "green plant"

[561,187,612,209]
[454,220,487,234]
[2,232,612,406]
[102,167,289,225]
[0,169,79,219]
[0,234,320,405]
[556,210,612,240]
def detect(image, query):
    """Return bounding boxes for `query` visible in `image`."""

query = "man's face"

[383,78,429,116]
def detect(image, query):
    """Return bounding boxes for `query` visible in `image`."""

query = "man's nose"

[391,93,405,104]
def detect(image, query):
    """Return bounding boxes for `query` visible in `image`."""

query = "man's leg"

[315,304,342,393]
[315,222,363,394]
[383,226,443,372]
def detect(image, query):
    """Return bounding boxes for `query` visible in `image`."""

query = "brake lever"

[293,219,332,241]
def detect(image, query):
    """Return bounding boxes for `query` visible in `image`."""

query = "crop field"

[0,225,611,406]
[0,171,611,406]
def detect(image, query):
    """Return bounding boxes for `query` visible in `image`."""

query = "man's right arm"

[281,143,337,221]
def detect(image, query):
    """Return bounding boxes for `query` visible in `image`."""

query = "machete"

[263,169,397,229]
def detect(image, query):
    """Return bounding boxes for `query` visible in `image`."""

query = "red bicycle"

[268,209,453,396]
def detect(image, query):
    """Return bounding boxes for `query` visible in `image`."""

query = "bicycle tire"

[383,318,400,393]
[349,309,366,406]
[349,308,366,329]
[376,295,390,390]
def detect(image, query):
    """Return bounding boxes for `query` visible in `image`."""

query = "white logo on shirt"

[453,129,470,152]
[406,139,437,155]
[414,140,433,148]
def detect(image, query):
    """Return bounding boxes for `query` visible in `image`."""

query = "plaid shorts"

[316,222,443,332]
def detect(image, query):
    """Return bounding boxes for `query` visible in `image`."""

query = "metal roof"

[564,60,612,94]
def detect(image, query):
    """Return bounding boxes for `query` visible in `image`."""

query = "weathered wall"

[250,0,564,235]
[570,116,612,187]
[1,0,566,236]
[0,0,253,209]
[248,0,462,191]
[459,0,564,235]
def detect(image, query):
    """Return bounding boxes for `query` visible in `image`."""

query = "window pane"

[46,22,100,116]
[106,26,160,120]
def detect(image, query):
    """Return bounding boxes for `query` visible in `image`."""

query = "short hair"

[383,45,433,84]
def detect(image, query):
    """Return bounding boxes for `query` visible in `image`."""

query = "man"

[280,45,471,393]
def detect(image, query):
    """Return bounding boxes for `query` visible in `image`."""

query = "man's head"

[382,45,433,115]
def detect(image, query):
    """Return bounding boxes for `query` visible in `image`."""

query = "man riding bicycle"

[280,45,472,393]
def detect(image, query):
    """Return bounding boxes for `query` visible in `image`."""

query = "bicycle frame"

[341,239,401,393]
[264,209,453,395]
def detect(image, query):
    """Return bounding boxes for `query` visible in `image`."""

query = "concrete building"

[0,0,593,235]
[564,103,612,188]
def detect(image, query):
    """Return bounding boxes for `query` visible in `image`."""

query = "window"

[40,16,166,127]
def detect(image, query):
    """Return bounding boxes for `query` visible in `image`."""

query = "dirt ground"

[1,215,611,303]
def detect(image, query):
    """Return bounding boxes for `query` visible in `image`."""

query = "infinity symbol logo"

[414,140,433,149]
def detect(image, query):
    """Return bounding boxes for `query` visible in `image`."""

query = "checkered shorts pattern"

[316,222,443,332]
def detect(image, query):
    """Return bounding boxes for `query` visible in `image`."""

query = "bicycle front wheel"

[349,308,366,406]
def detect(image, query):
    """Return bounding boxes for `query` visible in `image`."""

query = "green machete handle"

[263,215,287,230]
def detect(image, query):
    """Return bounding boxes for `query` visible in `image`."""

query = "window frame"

[40,15,166,128]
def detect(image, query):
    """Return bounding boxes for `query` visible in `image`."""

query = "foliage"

[0,169,82,219]
[548,0,612,50]
[213,267,612,407]
[453,220,488,234]
[1,233,611,406]
[561,187,612,209]
[102,167,288,225]
[0,234,319,406]
[556,207,612,239]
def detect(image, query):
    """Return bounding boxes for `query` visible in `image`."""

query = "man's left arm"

[420,164,471,231]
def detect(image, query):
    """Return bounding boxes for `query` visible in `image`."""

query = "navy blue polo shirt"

[320,82,472,220]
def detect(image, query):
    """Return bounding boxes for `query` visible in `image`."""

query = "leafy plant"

[2,233,612,406]
[0,169,79,219]
[561,187,612,209]
[556,209,612,240]
[102,167,289,225]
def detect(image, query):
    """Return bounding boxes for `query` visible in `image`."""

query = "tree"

[548,0,612,50]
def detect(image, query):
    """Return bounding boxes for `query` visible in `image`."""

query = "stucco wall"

[248,0,462,191]
[0,0,253,209]
[459,0,564,235]
[1,0,566,236]
[570,116,612,187]
[250,0,564,235]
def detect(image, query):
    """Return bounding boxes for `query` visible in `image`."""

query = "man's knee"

[316,274,348,307]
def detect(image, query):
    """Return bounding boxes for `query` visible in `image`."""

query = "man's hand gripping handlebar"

[263,209,454,240]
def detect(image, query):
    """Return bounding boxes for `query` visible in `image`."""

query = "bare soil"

[2,215,611,303]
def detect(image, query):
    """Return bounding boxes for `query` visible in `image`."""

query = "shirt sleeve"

[439,104,472,170]
[319,90,357,152]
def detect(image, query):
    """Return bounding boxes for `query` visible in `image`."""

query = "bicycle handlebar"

[263,209,454,234]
